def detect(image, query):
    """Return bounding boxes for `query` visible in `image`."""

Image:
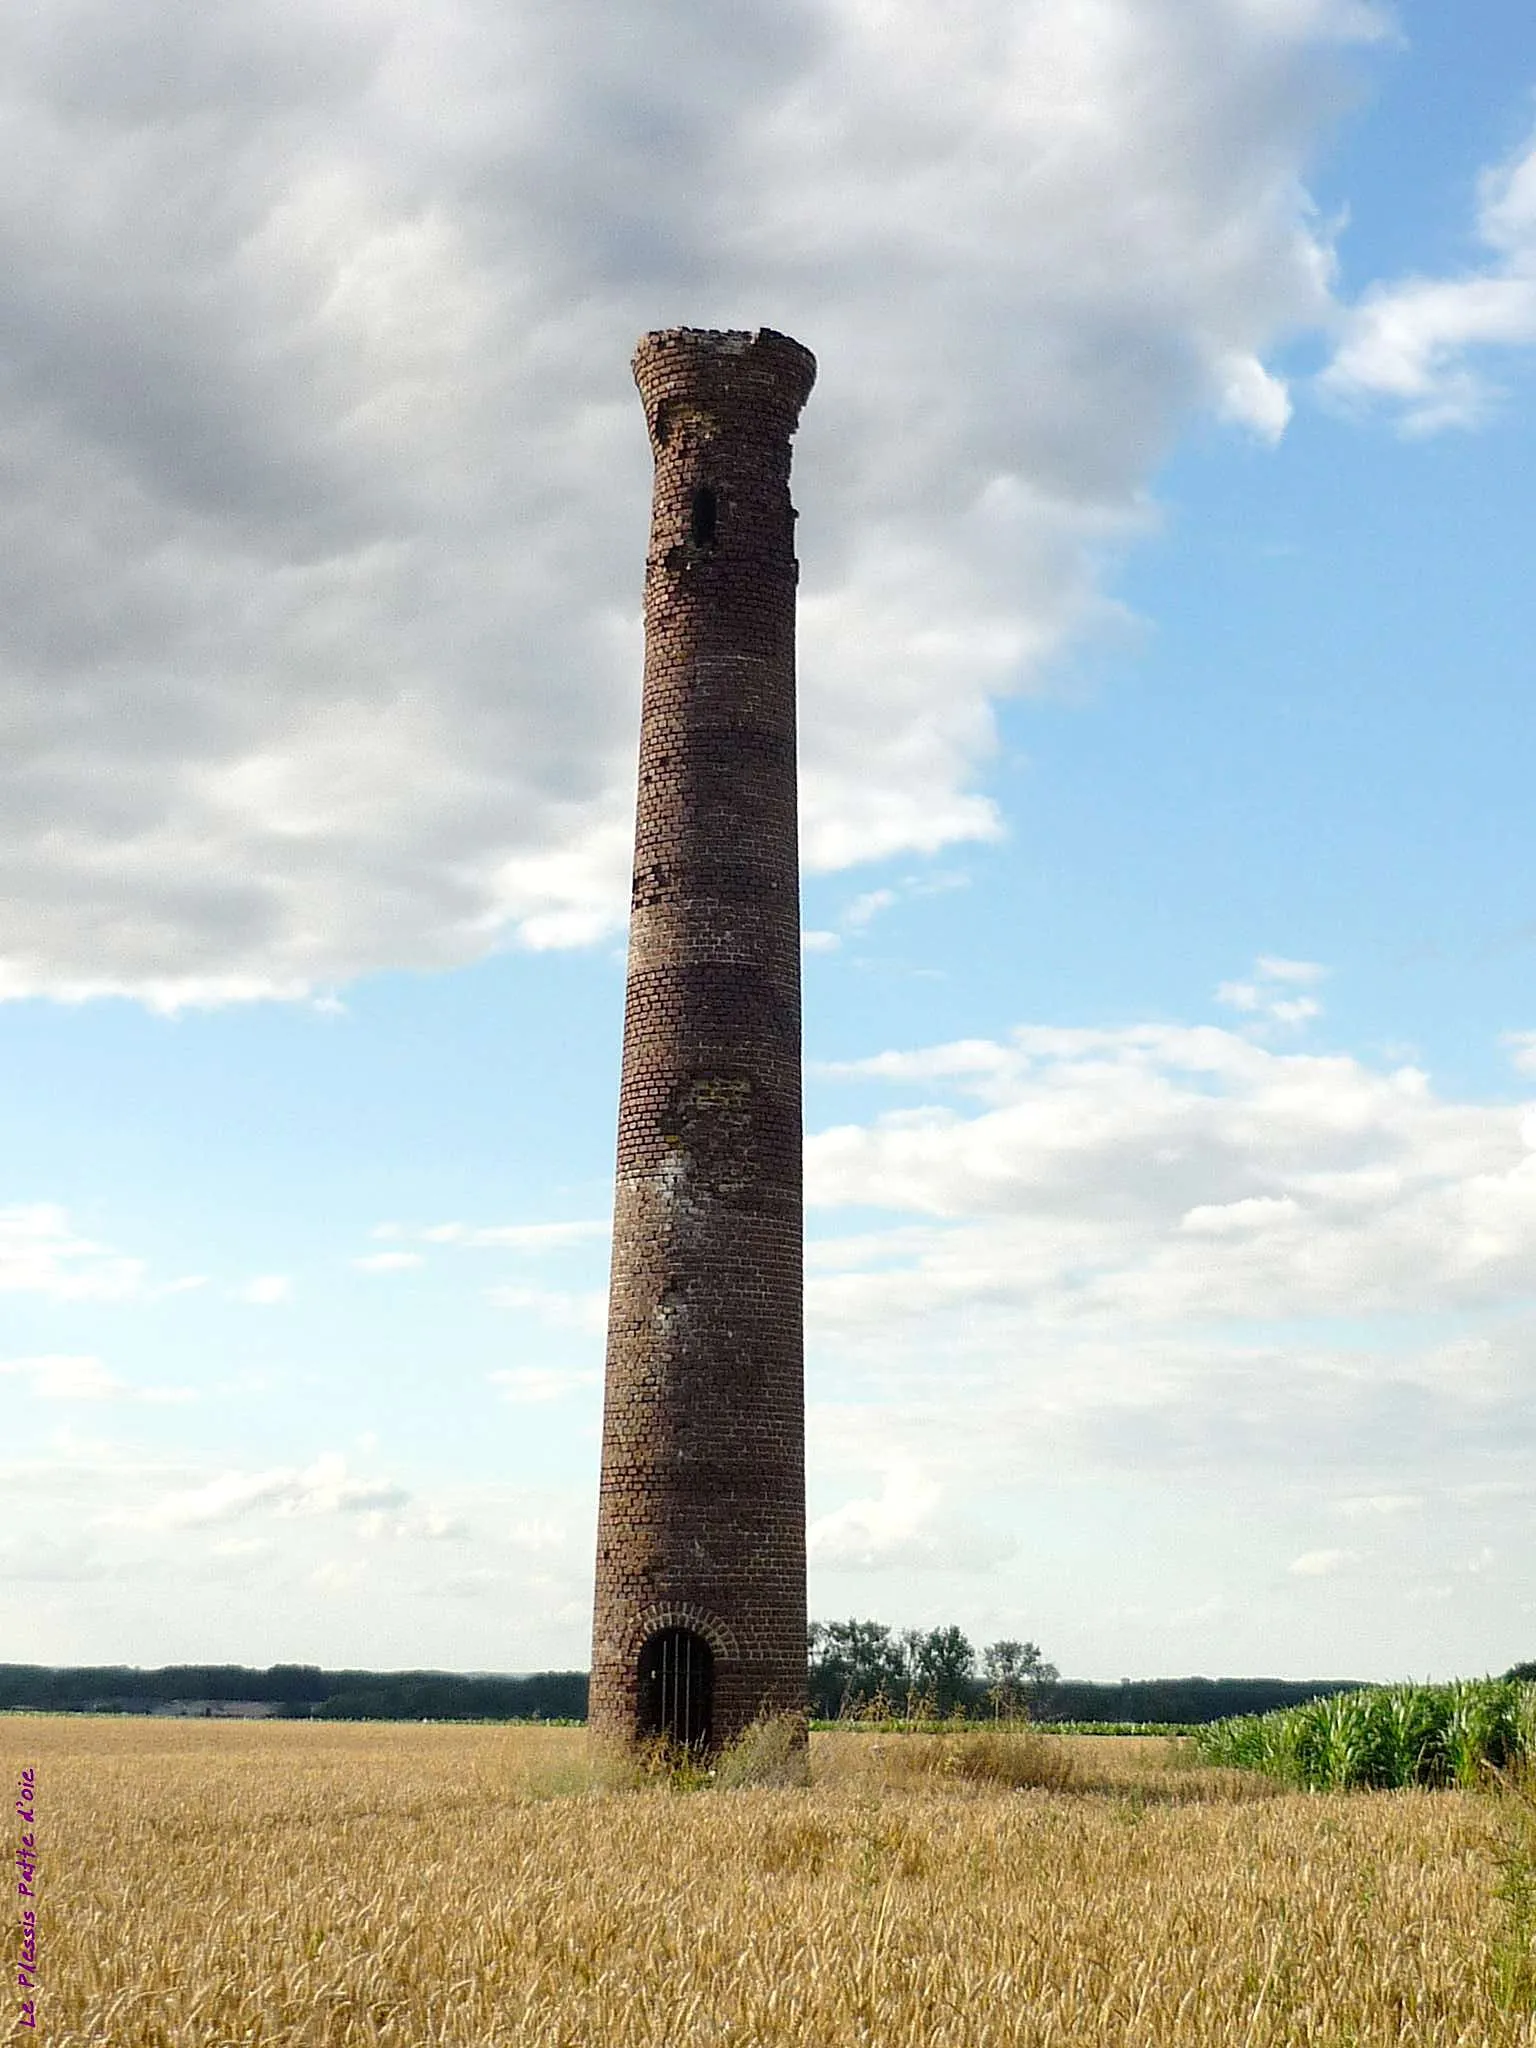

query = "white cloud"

[0,1446,595,1666]
[484,1286,606,1332]
[232,1274,292,1305]
[816,1038,1017,1089]
[1337,1494,1423,1518]
[0,0,1387,1004]
[1216,350,1294,442]
[1289,1548,1358,1577]
[809,1019,1536,1317]
[488,1364,602,1404]
[0,1204,148,1300]
[0,1534,112,1583]
[399,1217,607,1254]
[432,1220,607,1251]
[1216,954,1325,1025]
[844,888,898,931]
[1270,997,1322,1025]
[310,1560,366,1594]
[352,1251,424,1273]
[0,1354,118,1400]
[1215,979,1262,1013]
[806,1421,1019,1574]
[406,1513,469,1542]
[129,1453,409,1529]
[808,1454,943,1568]
[0,1353,194,1403]
[1323,126,1536,429]
[1256,955,1327,985]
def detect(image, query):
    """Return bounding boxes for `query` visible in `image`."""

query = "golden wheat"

[3,1714,1531,2046]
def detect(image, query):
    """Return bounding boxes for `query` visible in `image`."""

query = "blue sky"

[4,0,1536,1682]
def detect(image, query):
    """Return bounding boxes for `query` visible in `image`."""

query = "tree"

[807,1619,1057,1720]
[982,1639,1060,1717]
[807,1620,908,1716]
[903,1626,977,1715]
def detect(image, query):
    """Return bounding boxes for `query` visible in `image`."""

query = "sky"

[4,0,1536,1683]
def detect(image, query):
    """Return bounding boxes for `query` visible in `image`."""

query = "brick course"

[590,328,816,1751]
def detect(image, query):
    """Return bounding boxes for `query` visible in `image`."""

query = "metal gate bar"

[639,1628,712,1750]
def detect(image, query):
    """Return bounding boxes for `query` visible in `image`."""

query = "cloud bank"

[806,995,1536,1494]
[0,0,1388,1003]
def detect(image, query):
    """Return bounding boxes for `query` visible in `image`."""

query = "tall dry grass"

[3,1714,1531,2046]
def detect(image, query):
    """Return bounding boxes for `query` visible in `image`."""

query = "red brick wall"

[590,329,816,1750]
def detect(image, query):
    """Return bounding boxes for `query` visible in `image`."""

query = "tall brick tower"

[590,327,816,1754]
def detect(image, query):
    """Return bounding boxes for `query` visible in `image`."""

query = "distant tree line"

[1032,1676,1366,1726]
[808,1622,1375,1726]
[9,1647,1518,1726]
[0,1664,587,1721]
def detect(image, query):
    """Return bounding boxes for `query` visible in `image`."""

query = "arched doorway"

[637,1627,713,1751]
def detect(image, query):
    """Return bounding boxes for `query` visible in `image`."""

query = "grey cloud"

[132,1452,411,1526]
[0,0,1382,1001]
[1056,1345,1536,1479]
[811,1325,1536,1498]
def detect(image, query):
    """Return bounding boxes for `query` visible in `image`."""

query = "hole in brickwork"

[662,1072,757,1199]
[689,487,718,548]
[637,1627,713,1751]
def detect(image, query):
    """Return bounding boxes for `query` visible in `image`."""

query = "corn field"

[1194,1680,1536,1791]
[5,1714,1536,2046]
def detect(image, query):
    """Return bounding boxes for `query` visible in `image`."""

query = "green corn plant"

[1384,1683,1449,1788]
[1195,1680,1536,1791]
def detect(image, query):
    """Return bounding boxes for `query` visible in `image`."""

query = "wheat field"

[4,1714,1533,2046]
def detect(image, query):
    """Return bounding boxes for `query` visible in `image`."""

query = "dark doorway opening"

[637,1627,713,1751]
[689,486,718,548]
